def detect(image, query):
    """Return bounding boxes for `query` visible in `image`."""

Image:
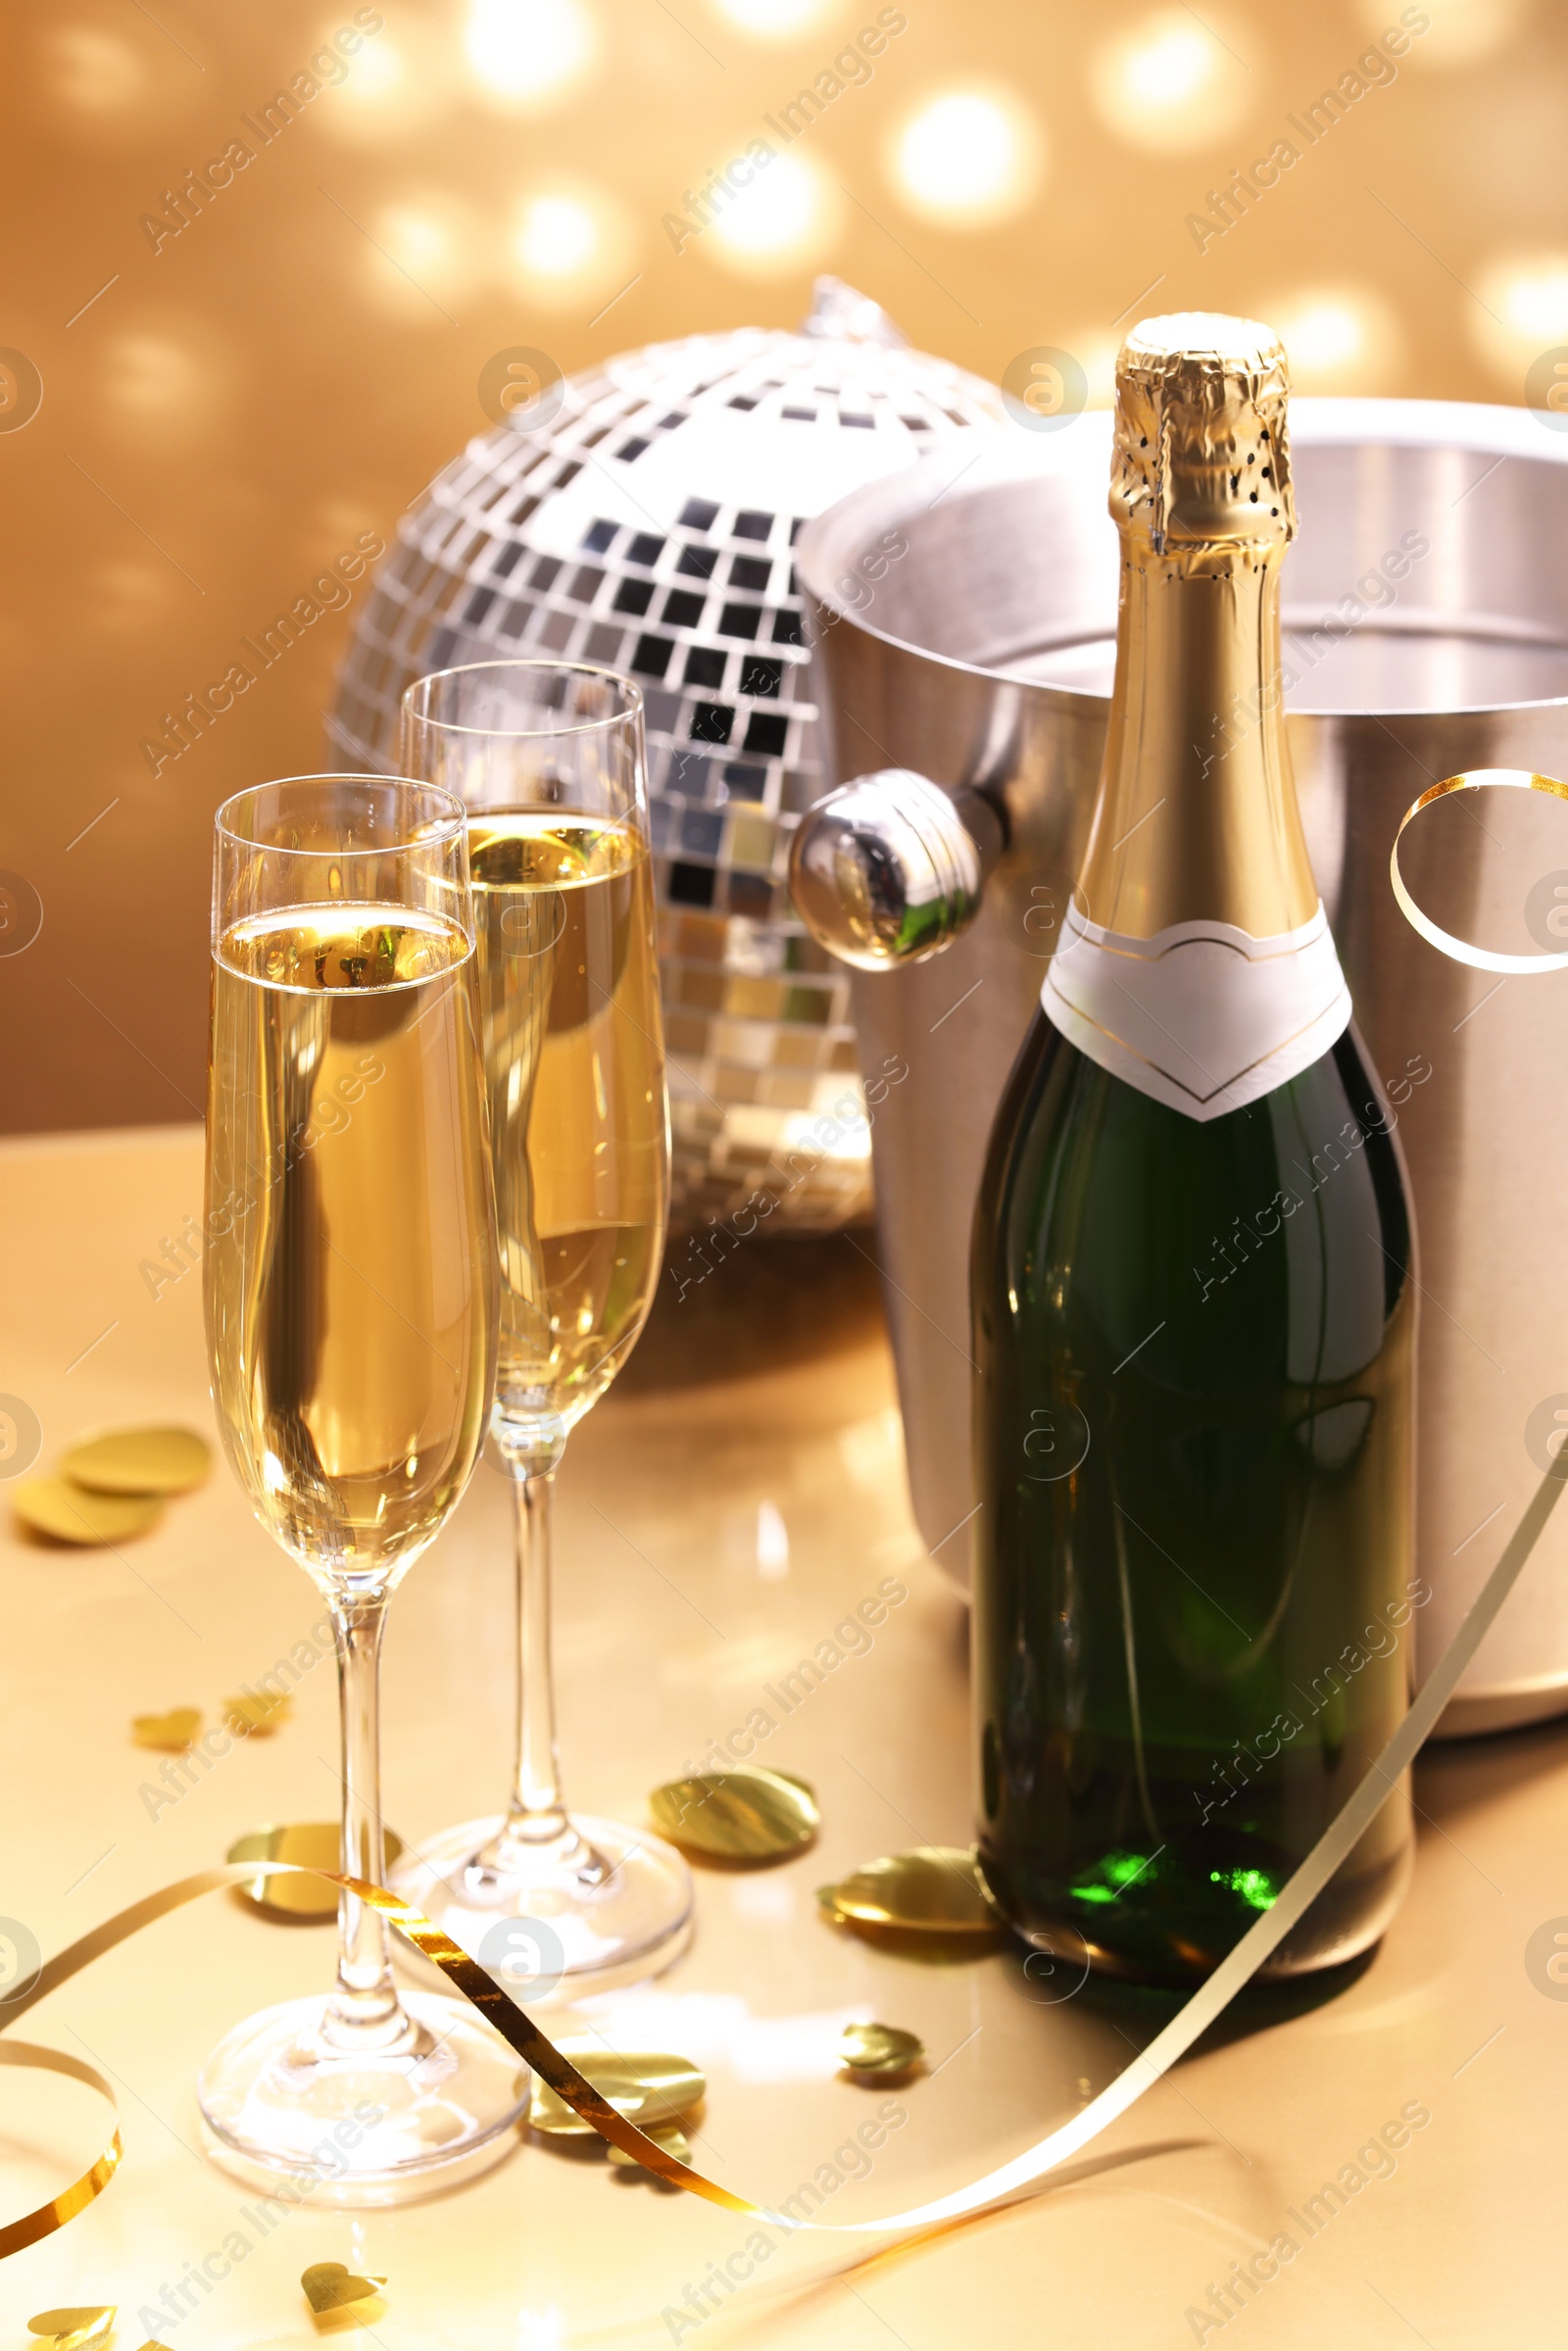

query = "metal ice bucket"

[795,398,1568,1736]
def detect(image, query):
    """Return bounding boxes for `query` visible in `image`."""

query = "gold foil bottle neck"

[1110,311,1295,560]
[1078,308,1319,939]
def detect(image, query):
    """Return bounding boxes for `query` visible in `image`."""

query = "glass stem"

[322,1592,413,2053]
[472,1432,602,1880]
[506,1454,570,1842]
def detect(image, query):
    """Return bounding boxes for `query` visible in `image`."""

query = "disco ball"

[329,278,1001,1232]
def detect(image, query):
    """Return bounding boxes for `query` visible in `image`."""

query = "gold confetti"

[650,1766,818,1865]
[839,2021,924,2082]
[27,2316,115,2351]
[63,1425,211,1497]
[817,1845,1002,1939]
[529,2047,706,2139]
[609,2119,693,2172]
[222,1690,293,1737]
[227,1823,405,1921]
[131,1707,201,1752]
[301,2263,386,2317]
[12,1476,162,1545]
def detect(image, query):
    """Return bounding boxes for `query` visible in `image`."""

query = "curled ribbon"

[6,1448,1563,2262]
[1390,766,1568,974]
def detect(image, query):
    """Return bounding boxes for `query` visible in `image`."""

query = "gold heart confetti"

[131,1707,201,1752]
[609,2119,693,2172]
[63,1425,211,1497]
[530,2047,706,2139]
[650,1766,818,1865]
[817,1845,1003,1942]
[227,1822,405,1920]
[222,1690,293,1737]
[12,1476,163,1545]
[301,2262,387,2316]
[27,2314,116,2351]
[839,2021,924,2082]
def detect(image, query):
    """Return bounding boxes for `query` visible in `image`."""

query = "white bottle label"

[1040,900,1351,1122]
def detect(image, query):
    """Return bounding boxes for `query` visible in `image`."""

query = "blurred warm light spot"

[506,184,637,310]
[1353,0,1528,65]
[359,195,487,318]
[466,0,597,107]
[705,151,838,276]
[516,195,598,277]
[515,2314,564,2351]
[100,332,220,441]
[1089,9,1253,153]
[335,35,403,103]
[316,24,455,143]
[890,89,1042,227]
[40,24,152,112]
[92,559,175,636]
[1469,253,1568,384]
[1063,330,1120,408]
[1267,287,1401,391]
[709,0,835,33]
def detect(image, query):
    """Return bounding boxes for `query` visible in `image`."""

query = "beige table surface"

[1,1124,1563,2351]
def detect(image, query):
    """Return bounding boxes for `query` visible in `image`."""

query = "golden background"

[2,0,1564,1134]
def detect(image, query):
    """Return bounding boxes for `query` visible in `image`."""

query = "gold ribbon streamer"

[1390,767,1568,974]
[0,2044,122,2257]
[5,1451,1564,2260]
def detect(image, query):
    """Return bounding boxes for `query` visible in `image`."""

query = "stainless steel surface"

[797,397,1568,1735]
[787,768,1001,969]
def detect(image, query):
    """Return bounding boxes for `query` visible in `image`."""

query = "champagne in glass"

[199,776,527,2199]
[391,663,692,1996]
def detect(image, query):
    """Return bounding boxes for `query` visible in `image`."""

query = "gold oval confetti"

[817,1845,1002,1936]
[227,1824,405,1921]
[609,2119,693,2171]
[222,1690,293,1737]
[27,2317,115,2351]
[131,1708,201,1753]
[840,2021,924,2081]
[650,1766,819,1865]
[530,2047,706,2139]
[301,2262,386,2316]
[11,1478,163,1546]
[62,1425,211,1497]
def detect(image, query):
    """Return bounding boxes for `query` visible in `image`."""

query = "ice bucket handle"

[788,768,1004,971]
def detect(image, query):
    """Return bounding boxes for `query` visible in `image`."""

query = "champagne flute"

[390,661,693,1995]
[199,774,528,2199]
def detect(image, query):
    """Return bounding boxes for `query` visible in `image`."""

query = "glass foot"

[197,1990,529,2204]
[390,1814,694,2002]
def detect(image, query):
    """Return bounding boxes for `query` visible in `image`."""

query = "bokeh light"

[315,23,456,144]
[507,184,638,310]
[1059,330,1121,408]
[703,150,838,276]
[97,330,226,445]
[38,24,151,113]
[1469,253,1568,386]
[465,0,597,108]
[709,0,835,31]
[345,193,486,324]
[1089,8,1254,152]
[1353,0,1530,66]
[90,559,177,637]
[1265,287,1402,392]
[889,89,1042,226]
[516,195,598,278]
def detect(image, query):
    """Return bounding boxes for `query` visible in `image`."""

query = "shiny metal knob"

[788,769,1003,971]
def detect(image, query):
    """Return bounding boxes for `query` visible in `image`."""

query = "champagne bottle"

[972,315,1416,1984]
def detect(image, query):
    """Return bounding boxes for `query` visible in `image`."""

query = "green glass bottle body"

[972,1012,1417,1984]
